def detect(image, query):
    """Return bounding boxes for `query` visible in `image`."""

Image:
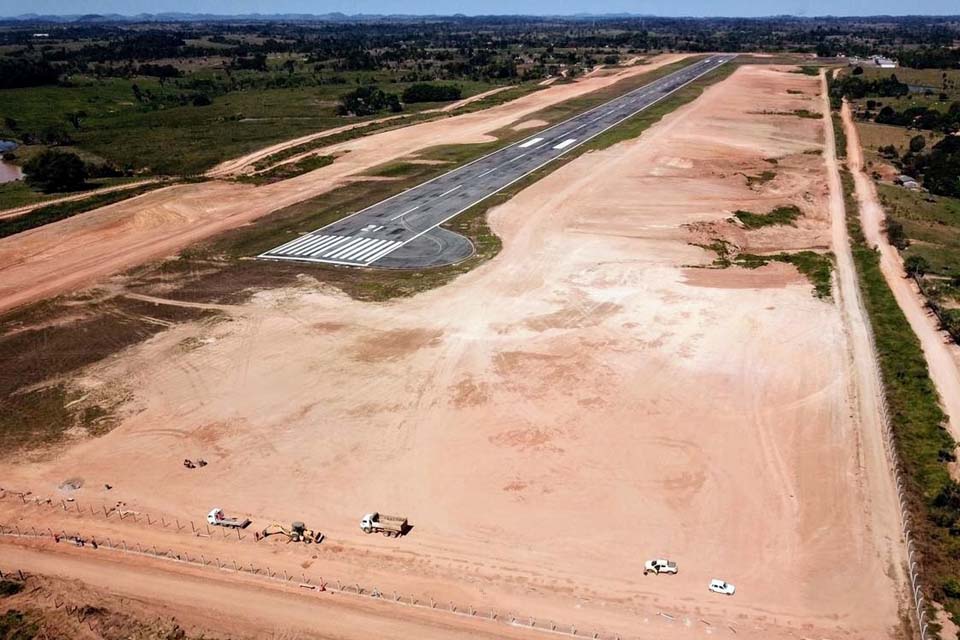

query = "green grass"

[236,154,335,185]
[878,184,960,278]
[734,204,803,229]
[0,580,24,598]
[793,109,820,119]
[0,74,506,176]
[0,175,144,211]
[735,251,833,298]
[841,166,959,631]
[0,182,167,239]
[794,65,822,76]
[832,112,847,159]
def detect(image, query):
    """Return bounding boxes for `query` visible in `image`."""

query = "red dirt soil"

[0,65,908,640]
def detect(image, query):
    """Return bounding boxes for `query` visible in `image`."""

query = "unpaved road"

[0,54,691,315]
[842,100,960,448]
[1,542,539,640]
[0,178,161,220]
[1,65,907,640]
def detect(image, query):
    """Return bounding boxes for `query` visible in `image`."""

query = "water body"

[0,140,22,184]
[0,160,22,184]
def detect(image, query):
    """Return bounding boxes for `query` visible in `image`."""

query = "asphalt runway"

[259,54,735,269]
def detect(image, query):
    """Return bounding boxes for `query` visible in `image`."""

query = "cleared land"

[0,65,907,639]
[0,53,692,314]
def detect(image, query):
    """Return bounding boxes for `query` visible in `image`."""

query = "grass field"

[878,184,960,278]
[0,74,507,176]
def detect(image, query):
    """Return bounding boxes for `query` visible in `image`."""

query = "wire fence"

[0,523,738,639]
[857,294,932,640]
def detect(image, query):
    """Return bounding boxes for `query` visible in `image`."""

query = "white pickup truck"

[643,559,678,575]
[708,579,736,595]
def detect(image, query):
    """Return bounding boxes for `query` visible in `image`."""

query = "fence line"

[0,524,728,640]
[858,294,931,640]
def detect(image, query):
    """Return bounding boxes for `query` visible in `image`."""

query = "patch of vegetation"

[736,251,833,298]
[236,155,334,185]
[0,580,25,598]
[401,83,462,103]
[794,65,822,76]
[733,204,802,228]
[0,182,166,239]
[793,109,820,119]
[841,166,960,630]
[745,170,777,186]
[0,610,38,640]
[787,89,805,95]
[22,149,87,193]
[832,113,847,158]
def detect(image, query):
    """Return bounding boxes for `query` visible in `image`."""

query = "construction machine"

[258,521,324,544]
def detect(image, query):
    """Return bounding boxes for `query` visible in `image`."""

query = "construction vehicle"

[360,512,407,537]
[206,508,251,529]
[258,521,324,544]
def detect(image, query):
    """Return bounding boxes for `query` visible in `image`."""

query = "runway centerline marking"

[389,205,419,221]
[436,185,463,198]
[478,166,499,177]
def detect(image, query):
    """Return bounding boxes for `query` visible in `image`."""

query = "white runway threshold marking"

[262,234,403,264]
[553,138,577,150]
[518,137,544,148]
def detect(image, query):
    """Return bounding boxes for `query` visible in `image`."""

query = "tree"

[22,149,87,193]
[904,254,930,278]
[852,65,864,76]
[909,135,926,154]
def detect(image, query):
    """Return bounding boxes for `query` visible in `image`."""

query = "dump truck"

[360,512,407,537]
[206,508,251,529]
[259,521,323,544]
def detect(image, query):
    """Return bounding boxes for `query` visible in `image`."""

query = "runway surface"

[259,54,734,269]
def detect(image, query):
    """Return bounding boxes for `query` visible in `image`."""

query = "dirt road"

[1,542,539,640]
[0,65,906,640]
[842,100,960,447]
[0,178,161,220]
[0,54,690,315]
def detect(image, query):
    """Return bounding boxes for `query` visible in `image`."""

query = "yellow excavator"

[257,521,324,544]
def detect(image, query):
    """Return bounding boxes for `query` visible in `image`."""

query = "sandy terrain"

[842,100,960,450]
[0,54,691,315]
[0,65,907,639]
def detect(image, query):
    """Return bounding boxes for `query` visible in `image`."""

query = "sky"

[1,0,958,17]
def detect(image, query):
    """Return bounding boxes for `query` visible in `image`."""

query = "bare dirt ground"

[0,54,691,315]
[0,65,908,639]
[842,100,960,449]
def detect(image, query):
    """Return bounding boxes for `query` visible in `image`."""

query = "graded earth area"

[0,65,906,639]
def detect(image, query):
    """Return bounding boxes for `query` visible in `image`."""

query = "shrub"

[401,83,462,103]
[23,149,87,193]
[337,86,402,116]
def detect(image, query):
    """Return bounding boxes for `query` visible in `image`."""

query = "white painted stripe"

[299,235,349,256]
[390,205,419,221]
[518,137,543,148]
[325,238,367,259]
[478,166,499,177]
[289,235,336,256]
[553,138,577,150]
[336,237,381,260]
[436,185,462,199]
[352,239,394,261]
[271,234,315,253]
[363,241,403,264]
[505,153,527,164]
[303,235,348,255]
